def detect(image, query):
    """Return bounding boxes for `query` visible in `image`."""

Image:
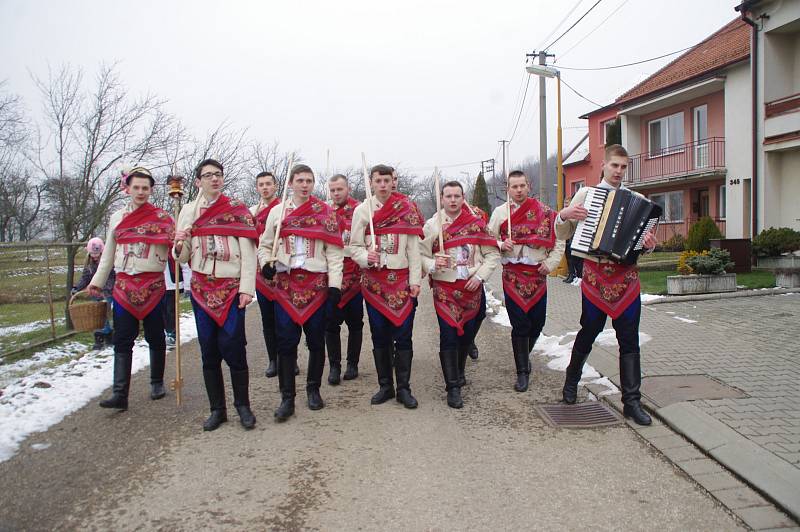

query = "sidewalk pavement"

[486,272,800,528]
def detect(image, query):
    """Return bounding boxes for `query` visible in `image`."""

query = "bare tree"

[0,166,45,241]
[245,140,299,205]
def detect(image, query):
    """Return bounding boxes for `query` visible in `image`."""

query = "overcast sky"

[0,0,740,178]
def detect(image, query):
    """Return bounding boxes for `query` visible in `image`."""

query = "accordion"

[571,187,662,264]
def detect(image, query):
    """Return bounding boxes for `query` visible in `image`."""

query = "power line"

[536,0,587,50]
[507,75,532,142]
[561,76,603,107]
[545,0,604,51]
[556,0,630,61]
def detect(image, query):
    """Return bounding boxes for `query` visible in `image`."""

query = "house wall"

[723,62,753,238]
[764,149,800,231]
[638,90,725,149]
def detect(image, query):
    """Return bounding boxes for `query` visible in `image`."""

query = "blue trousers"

[112,299,165,354]
[190,296,248,371]
[437,288,487,351]
[573,294,641,356]
[366,300,416,351]
[505,292,547,341]
[326,292,364,336]
[274,302,326,388]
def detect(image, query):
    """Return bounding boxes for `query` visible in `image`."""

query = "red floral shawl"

[273,269,329,325]
[499,198,556,249]
[581,261,640,319]
[114,203,174,245]
[502,262,548,312]
[433,204,498,254]
[431,278,483,336]
[192,195,258,241]
[335,197,360,234]
[113,271,165,320]
[281,196,343,247]
[255,197,280,237]
[372,193,424,237]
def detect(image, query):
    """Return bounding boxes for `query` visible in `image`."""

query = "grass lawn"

[639,251,681,264]
[0,246,87,305]
[639,270,776,295]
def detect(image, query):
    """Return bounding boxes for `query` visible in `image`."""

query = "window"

[571,180,584,196]
[603,119,620,145]
[648,112,684,156]
[649,191,684,222]
[719,184,726,219]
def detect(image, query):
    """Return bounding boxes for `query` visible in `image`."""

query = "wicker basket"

[69,290,108,332]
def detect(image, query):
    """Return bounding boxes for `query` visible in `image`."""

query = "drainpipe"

[736,1,759,237]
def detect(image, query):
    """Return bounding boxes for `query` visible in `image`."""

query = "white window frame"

[649,191,684,222]
[648,112,685,157]
[602,119,617,144]
[693,105,709,168]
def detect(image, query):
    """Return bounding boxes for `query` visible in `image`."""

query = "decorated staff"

[270,154,295,263]
[347,163,423,409]
[167,172,184,405]
[259,164,344,421]
[421,180,500,408]
[88,167,175,411]
[174,158,258,432]
[361,153,376,252]
[488,170,565,393]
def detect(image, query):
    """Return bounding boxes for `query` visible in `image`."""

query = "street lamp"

[525,63,564,211]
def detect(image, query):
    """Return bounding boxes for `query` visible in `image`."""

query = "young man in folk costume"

[556,144,657,425]
[88,168,175,410]
[488,170,566,393]
[250,171,297,379]
[259,164,344,421]
[421,181,499,408]
[325,174,363,384]
[464,203,489,361]
[174,159,258,431]
[348,164,424,409]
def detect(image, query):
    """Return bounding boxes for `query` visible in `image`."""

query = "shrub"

[658,233,686,252]
[683,248,734,275]
[677,250,701,275]
[685,216,723,252]
[752,227,800,257]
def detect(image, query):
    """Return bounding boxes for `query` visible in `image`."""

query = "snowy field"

[0,313,198,462]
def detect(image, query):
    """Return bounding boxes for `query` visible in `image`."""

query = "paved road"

[0,281,744,531]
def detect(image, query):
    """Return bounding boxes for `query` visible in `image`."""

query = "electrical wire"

[535,0,587,50]
[545,0,604,51]
[507,76,532,142]
[556,0,630,62]
[560,77,603,107]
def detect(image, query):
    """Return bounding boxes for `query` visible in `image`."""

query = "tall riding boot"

[307,348,325,410]
[439,350,463,409]
[230,369,256,429]
[457,344,468,388]
[562,347,590,404]
[92,332,104,351]
[275,349,297,421]
[325,331,342,385]
[202,366,227,431]
[149,348,167,400]
[343,327,362,380]
[264,329,277,378]
[99,351,132,410]
[468,342,479,360]
[370,347,395,404]
[394,349,418,409]
[620,352,651,426]
[512,336,531,392]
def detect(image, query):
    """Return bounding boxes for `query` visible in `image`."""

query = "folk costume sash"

[581,260,640,319]
[371,192,424,237]
[255,198,280,300]
[498,198,556,249]
[362,267,414,327]
[339,258,362,309]
[502,262,547,312]
[114,203,174,246]
[273,269,329,325]
[113,271,165,320]
[190,272,241,327]
[335,197,360,237]
[433,204,498,254]
[430,278,483,336]
[280,196,343,247]
[192,195,258,241]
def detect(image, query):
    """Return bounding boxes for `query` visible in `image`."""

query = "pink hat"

[86,237,104,254]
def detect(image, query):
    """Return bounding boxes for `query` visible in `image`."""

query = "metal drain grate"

[535,402,623,429]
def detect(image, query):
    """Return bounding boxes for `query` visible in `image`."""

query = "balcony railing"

[625,137,725,185]
[765,92,800,118]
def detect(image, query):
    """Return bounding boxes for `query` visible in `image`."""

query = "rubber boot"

[457,344,468,388]
[103,332,113,348]
[394,349,418,409]
[512,336,531,392]
[92,332,104,351]
[231,369,256,429]
[149,348,167,400]
[562,347,590,404]
[202,366,227,431]
[343,327,362,380]
[264,328,277,378]
[99,351,132,410]
[370,347,395,404]
[620,352,651,426]
[439,350,463,409]
[325,331,342,385]
[467,342,479,360]
[307,348,325,410]
[275,349,297,421]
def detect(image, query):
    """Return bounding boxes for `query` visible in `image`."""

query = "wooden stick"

[44,245,56,339]
[270,154,295,262]
[361,152,376,253]
[325,149,331,203]
[168,166,185,406]
[433,168,448,265]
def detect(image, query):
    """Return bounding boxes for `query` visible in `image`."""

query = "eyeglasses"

[200,171,223,179]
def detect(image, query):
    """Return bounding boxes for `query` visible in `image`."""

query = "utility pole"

[527,50,555,204]
[498,140,508,180]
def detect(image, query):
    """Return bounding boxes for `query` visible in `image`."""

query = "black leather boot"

[512,336,531,392]
[202,366,228,431]
[149,348,167,400]
[103,332,114,348]
[394,349,418,409]
[99,351,132,410]
[265,328,277,378]
[563,273,575,283]
[439,350,463,409]
[92,332,104,351]
[370,347,395,404]
[562,347,590,404]
[468,342,479,360]
[326,331,342,385]
[231,369,256,429]
[457,345,468,388]
[620,352,651,426]
[343,327,362,380]
[275,349,297,421]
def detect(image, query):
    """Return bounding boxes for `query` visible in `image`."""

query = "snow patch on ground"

[673,316,697,324]
[640,293,664,302]
[595,328,652,347]
[0,319,65,338]
[0,313,198,463]
[570,278,582,287]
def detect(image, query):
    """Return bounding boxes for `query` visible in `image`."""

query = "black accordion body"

[571,187,663,264]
